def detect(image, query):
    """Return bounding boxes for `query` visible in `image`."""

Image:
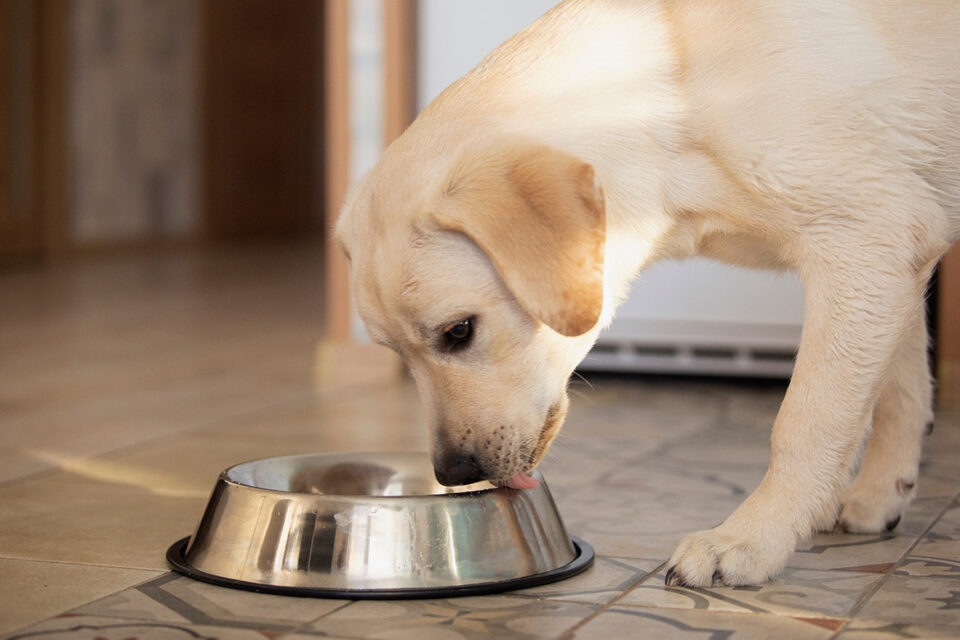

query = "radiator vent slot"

[578,320,800,379]
[691,347,737,360]
[633,345,677,358]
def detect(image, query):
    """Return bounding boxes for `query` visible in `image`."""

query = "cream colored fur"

[336,0,960,586]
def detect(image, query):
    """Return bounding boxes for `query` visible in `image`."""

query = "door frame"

[323,0,417,341]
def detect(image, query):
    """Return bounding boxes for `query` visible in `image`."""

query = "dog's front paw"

[665,524,792,587]
[838,477,915,534]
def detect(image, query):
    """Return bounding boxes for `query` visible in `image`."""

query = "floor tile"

[789,531,916,572]
[511,556,663,604]
[555,460,757,559]
[72,573,347,629]
[834,618,960,639]
[0,560,160,637]
[538,437,656,492]
[619,567,880,618]
[559,380,723,442]
[63,400,429,504]
[188,380,427,445]
[0,245,328,485]
[3,614,331,640]
[895,492,959,538]
[893,494,960,581]
[903,496,960,565]
[894,555,960,579]
[0,472,207,570]
[570,607,836,640]
[305,597,598,639]
[856,573,960,629]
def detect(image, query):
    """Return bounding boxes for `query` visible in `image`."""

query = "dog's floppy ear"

[433,144,605,337]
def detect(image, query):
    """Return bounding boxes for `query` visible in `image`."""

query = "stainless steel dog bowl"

[167,452,593,598]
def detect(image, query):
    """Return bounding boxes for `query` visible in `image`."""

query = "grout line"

[0,389,315,492]
[0,555,167,573]
[0,375,402,493]
[827,618,854,640]
[0,568,173,639]
[289,599,356,636]
[560,560,671,637]
[562,482,960,640]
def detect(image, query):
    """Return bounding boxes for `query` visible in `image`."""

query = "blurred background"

[1,0,958,415]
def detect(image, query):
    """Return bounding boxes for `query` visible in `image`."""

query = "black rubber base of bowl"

[166,535,594,600]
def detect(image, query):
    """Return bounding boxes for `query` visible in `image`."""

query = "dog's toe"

[838,477,914,534]
[666,526,787,588]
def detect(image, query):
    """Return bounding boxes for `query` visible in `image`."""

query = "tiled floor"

[2,244,959,639]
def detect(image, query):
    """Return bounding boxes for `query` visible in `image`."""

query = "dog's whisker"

[571,370,596,391]
[568,388,593,403]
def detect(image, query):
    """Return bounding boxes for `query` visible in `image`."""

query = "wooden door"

[0,0,40,259]
[0,0,67,262]
[201,0,323,240]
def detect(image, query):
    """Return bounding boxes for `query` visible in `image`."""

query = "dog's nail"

[665,565,678,587]
[837,519,849,533]
[711,569,723,587]
[925,421,935,435]
[896,479,915,495]
[885,515,902,531]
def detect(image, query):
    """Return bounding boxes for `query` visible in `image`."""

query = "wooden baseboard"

[938,247,960,409]
[938,361,960,409]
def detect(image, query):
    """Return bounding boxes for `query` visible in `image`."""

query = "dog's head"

[336,142,605,488]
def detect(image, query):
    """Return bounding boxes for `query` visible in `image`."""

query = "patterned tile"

[0,560,160,637]
[539,437,658,492]
[562,378,741,442]
[895,556,960,579]
[789,531,915,572]
[2,614,332,640]
[896,493,959,538]
[834,618,960,639]
[305,597,598,639]
[903,497,960,565]
[637,431,773,470]
[894,496,960,581]
[570,607,835,640]
[856,574,960,630]
[72,573,347,630]
[512,556,663,604]
[555,457,762,559]
[619,567,880,618]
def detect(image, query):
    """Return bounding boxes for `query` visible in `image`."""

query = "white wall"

[417,0,559,109]
[416,0,805,376]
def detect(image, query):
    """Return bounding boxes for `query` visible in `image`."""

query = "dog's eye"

[442,318,473,351]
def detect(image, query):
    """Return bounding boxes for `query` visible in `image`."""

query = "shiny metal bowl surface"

[167,452,593,598]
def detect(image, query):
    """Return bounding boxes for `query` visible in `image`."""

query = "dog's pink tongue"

[503,471,540,490]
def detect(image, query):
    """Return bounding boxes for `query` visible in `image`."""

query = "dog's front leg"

[665,252,938,587]
[836,308,934,533]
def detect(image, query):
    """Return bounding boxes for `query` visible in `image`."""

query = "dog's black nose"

[434,455,483,486]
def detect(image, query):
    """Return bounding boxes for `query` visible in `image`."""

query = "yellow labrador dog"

[336,0,960,586]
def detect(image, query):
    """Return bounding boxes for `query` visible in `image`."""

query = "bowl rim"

[219,451,544,499]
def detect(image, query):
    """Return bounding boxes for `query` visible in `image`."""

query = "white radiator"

[580,259,805,378]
